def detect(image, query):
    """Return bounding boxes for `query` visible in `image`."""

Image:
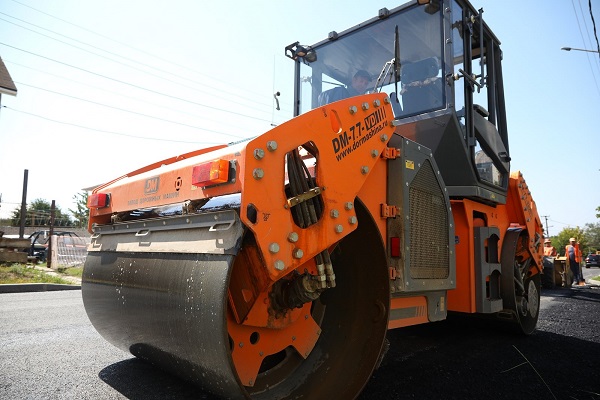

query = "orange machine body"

[88,92,542,334]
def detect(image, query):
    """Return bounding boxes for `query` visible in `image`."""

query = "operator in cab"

[318,70,371,106]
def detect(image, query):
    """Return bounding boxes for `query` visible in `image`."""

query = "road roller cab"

[83,0,544,398]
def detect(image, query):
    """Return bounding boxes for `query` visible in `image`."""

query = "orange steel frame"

[89,93,396,282]
[448,172,543,313]
[87,93,543,384]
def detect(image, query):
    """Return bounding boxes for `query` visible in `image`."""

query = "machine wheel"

[83,202,390,399]
[541,256,555,289]
[240,201,390,399]
[499,230,540,335]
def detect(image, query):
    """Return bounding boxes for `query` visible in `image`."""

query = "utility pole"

[47,200,55,269]
[19,169,29,239]
[541,215,550,237]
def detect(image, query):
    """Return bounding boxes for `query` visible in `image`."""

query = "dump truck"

[82,0,544,398]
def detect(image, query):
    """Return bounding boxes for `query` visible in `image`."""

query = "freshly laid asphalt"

[1,271,599,399]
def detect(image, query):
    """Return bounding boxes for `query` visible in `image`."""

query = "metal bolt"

[384,97,391,104]
[371,149,379,158]
[362,102,370,111]
[361,166,369,175]
[335,225,343,233]
[266,141,278,152]
[239,342,244,348]
[349,105,358,115]
[293,248,304,259]
[253,168,264,179]
[274,260,285,271]
[330,209,339,218]
[344,202,353,210]
[253,148,265,160]
[373,99,381,107]
[288,232,299,243]
[380,134,389,142]
[348,216,357,225]
[269,243,280,254]
[391,120,400,127]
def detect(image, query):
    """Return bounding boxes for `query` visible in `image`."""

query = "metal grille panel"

[409,159,449,279]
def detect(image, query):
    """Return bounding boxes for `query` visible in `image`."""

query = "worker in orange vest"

[543,239,557,257]
[565,238,584,286]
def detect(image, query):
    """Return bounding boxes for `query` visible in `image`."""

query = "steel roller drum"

[82,210,247,398]
[82,205,390,399]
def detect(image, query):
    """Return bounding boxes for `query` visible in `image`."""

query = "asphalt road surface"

[1,270,599,400]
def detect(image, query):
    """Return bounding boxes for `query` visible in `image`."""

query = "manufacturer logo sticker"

[144,176,160,194]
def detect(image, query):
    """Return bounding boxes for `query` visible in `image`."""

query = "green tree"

[553,226,586,256]
[10,198,74,227]
[583,222,600,254]
[69,191,89,228]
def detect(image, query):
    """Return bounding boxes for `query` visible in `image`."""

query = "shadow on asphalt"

[98,289,600,400]
[542,284,600,304]
[361,298,600,400]
[99,358,212,399]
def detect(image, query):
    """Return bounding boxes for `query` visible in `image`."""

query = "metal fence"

[52,235,90,267]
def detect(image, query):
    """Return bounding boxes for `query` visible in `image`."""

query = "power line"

[576,0,598,63]
[15,81,248,139]
[549,218,578,228]
[2,105,226,144]
[589,0,600,57]
[0,42,275,124]
[4,59,263,134]
[0,13,280,115]
[6,0,280,104]
[571,0,600,97]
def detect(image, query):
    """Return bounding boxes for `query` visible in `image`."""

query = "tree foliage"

[10,198,74,227]
[549,225,600,256]
[548,227,584,256]
[68,191,89,228]
[583,222,600,254]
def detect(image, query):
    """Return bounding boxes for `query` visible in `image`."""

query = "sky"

[0,0,599,235]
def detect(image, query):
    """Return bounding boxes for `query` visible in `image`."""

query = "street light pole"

[561,46,600,54]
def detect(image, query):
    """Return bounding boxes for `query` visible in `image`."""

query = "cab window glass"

[298,4,444,117]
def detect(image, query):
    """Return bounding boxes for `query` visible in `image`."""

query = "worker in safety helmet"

[543,239,557,257]
[565,238,584,286]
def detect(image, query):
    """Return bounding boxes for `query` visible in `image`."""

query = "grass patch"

[0,264,74,285]
[57,266,83,278]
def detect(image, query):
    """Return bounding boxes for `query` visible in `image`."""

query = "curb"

[0,283,81,294]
